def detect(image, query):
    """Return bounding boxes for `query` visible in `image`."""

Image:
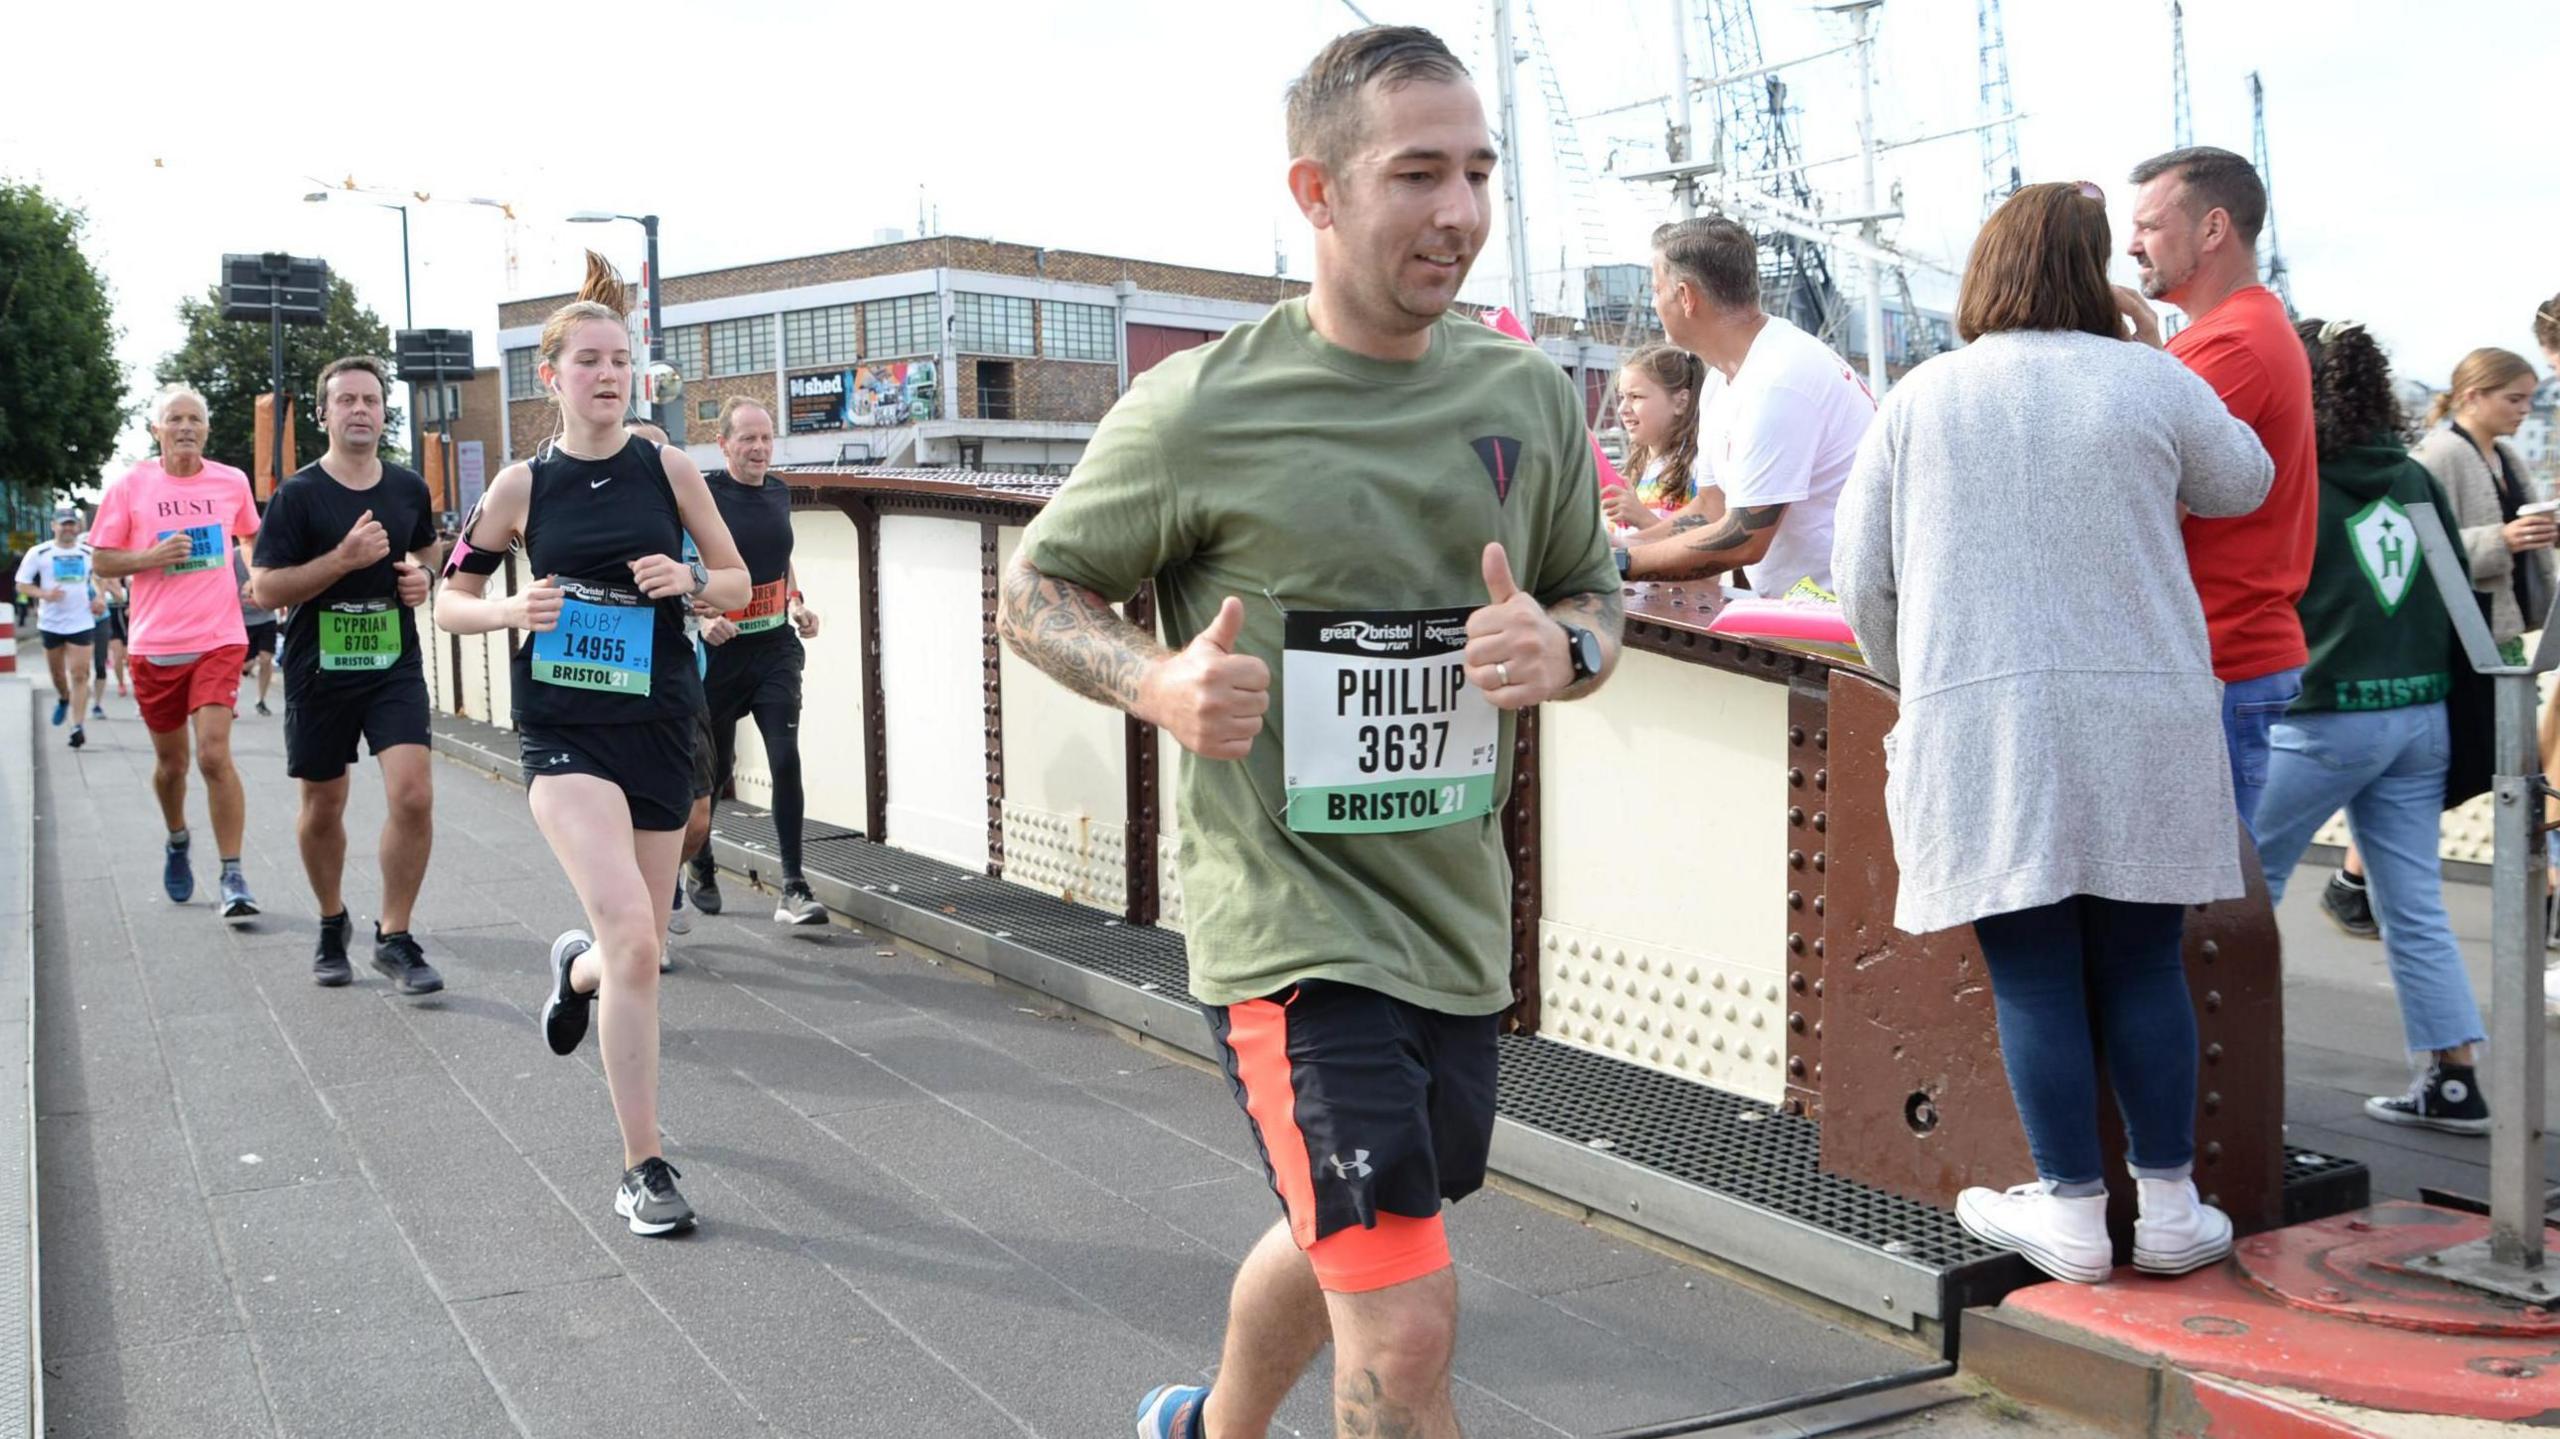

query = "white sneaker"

[2131,1175,2232,1276]
[667,888,692,936]
[1957,1181,2112,1284]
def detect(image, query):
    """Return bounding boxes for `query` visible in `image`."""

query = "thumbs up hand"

[1137,595,1269,760]
[1465,542,1568,710]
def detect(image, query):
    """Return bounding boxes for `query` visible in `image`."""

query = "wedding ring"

[1497,662,1512,688]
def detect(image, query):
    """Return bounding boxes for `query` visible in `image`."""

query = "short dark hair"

[1285,26,1469,170]
[2127,146,2267,245]
[1651,216,1760,311]
[316,354,392,403]
[2294,319,2404,455]
[1955,183,2121,344]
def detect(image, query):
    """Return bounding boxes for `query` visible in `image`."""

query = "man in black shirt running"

[249,356,446,994]
[687,397,825,925]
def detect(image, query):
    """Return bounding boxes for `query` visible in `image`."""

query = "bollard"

[0,611,12,674]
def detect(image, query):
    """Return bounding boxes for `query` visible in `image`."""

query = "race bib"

[317,600,400,672]
[530,582,654,696]
[731,577,790,634]
[160,524,225,574]
[1281,606,1499,834]
[50,553,87,584]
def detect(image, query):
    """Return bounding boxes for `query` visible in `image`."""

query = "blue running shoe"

[1134,1383,1208,1439]
[50,699,66,727]
[218,869,258,922]
[162,838,194,904]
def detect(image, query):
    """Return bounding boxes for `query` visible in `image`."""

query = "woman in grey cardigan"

[2415,347,2550,659]
[1833,183,2274,1285]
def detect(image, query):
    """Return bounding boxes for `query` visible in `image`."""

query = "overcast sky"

[7,0,2551,476]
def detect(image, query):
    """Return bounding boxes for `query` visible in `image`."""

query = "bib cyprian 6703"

[1281,606,1499,834]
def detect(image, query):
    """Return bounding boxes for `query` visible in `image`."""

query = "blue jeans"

[2222,667,2305,841]
[2253,704,2486,1056]
[1972,897,2197,1187]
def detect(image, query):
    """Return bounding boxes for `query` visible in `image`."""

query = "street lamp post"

[567,211,663,423]
[305,190,417,460]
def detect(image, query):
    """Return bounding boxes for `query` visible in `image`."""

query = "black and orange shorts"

[1205,978,1499,1293]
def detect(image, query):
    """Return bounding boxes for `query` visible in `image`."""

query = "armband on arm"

[443,500,508,578]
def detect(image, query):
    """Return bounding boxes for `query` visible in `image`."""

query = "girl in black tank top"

[431,258,749,1238]
[515,436,704,726]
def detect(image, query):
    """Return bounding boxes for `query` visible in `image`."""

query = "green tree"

[157,273,404,474]
[0,183,126,508]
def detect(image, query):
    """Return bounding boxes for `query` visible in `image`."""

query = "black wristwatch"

[1560,623,1603,683]
[1613,549,1632,579]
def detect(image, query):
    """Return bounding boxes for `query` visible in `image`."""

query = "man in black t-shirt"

[248,356,446,995]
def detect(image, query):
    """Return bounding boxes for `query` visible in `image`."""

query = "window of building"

[864,295,937,359]
[783,304,858,369]
[953,292,1035,357]
[977,360,1016,420]
[504,346,541,401]
[1043,301,1117,363]
[708,315,774,377]
[697,399,719,422]
[658,325,706,381]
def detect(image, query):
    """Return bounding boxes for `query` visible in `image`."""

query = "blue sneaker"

[218,869,258,922]
[162,838,194,903]
[1134,1383,1208,1439]
[50,699,66,727]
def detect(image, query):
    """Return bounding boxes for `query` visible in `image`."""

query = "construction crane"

[2249,71,2295,315]
[1695,0,1849,345]
[2170,0,2193,148]
[1977,0,2021,216]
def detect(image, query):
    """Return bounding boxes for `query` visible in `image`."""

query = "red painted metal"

[0,612,13,674]
[2232,1203,2560,1338]
[1126,324,1220,381]
[2003,1205,2560,1423]
[2175,1373,2387,1439]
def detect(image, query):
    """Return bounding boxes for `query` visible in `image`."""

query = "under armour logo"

[1326,1150,1373,1180]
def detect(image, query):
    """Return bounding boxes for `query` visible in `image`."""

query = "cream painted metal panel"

[457,629,491,724]
[991,527,1130,911]
[1157,681,1188,935]
[877,514,989,871]
[484,569,515,730]
[1538,650,1790,1102]
[780,507,869,832]
[422,592,451,714]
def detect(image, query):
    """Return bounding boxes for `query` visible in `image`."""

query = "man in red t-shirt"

[2126,145,2316,837]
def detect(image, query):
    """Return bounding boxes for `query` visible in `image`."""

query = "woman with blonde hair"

[1601,343,1713,538]
[435,253,749,1234]
[2419,347,2549,662]
[1834,181,2273,1284]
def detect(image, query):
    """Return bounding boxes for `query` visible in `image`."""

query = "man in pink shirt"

[92,385,264,918]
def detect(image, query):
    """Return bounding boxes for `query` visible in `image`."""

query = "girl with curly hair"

[2251,318,2489,1136]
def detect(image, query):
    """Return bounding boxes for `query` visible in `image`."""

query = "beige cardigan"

[2415,424,2552,644]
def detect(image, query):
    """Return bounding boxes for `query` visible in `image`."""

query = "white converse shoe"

[2131,1175,2233,1276]
[1957,1181,2112,1284]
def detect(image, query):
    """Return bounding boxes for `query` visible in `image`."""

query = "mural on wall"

[786,362,940,433]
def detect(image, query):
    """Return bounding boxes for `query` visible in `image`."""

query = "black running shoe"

[775,880,826,926]
[614,1156,696,1236]
[313,913,353,987]
[372,929,445,996]
[66,725,84,750]
[542,930,594,1056]
[2320,872,2378,941]
[2366,1062,2490,1135]
[687,855,723,915]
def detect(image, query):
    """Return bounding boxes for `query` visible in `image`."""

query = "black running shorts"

[285,676,431,782]
[1205,978,1498,1289]
[40,627,97,651]
[688,704,717,802]
[704,634,803,729]
[519,717,692,832]
[243,620,279,662]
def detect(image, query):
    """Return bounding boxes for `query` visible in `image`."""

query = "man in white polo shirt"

[1617,217,1875,595]
[14,505,106,749]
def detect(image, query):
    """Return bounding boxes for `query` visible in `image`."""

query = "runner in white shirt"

[13,505,105,748]
[1617,217,1876,596]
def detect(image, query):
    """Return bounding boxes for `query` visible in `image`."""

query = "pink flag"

[1481,308,1629,495]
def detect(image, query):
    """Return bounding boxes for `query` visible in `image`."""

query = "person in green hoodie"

[2252,317,2489,1137]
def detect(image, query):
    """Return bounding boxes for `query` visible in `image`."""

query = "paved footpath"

[26,687,2001,1439]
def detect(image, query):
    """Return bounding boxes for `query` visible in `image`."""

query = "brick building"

[494,234,1621,472]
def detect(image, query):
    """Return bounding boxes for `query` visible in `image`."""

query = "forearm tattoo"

[1643,503,1789,581]
[995,554,1168,711]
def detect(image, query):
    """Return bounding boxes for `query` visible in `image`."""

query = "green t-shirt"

[1019,299,1617,1014]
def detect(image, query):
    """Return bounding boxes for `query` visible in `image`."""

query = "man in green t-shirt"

[1001,26,1621,1439]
